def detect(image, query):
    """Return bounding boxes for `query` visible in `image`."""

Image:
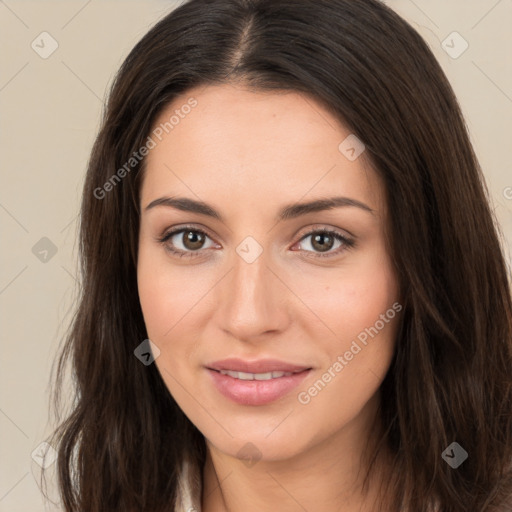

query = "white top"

[174,455,202,512]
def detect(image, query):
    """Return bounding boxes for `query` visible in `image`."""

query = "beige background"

[1,1,511,510]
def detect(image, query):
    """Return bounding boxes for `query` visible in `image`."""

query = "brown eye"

[294,229,355,258]
[158,226,217,259]
[180,230,206,250]
[310,232,336,252]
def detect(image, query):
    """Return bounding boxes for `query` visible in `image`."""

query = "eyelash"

[156,224,355,260]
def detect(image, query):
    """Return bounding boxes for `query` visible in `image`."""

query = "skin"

[137,83,402,512]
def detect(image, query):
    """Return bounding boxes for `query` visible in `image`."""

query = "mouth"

[206,357,311,374]
[205,358,312,406]
[213,369,302,380]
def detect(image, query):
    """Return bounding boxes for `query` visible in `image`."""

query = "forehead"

[141,84,385,217]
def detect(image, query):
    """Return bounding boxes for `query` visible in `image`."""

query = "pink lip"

[206,358,312,406]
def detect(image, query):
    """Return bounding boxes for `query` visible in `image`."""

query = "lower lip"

[207,368,312,406]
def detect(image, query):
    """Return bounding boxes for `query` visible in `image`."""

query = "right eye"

[157,226,219,259]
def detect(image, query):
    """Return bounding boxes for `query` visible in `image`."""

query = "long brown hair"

[43,0,512,510]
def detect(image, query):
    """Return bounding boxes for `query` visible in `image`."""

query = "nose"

[215,247,291,343]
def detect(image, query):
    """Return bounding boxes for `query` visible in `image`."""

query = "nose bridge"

[232,244,268,302]
[216,241,288,340]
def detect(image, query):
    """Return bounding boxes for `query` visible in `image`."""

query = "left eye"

[293,230,354,257]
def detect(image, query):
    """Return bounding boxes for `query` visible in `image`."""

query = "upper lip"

[207,358,312,374]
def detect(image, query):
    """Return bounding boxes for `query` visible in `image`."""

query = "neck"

[201,393,393,512]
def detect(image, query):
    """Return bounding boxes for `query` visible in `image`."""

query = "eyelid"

[156,222,215,242]
[294,223,355,241]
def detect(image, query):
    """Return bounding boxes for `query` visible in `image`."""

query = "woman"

[44,0,512,510]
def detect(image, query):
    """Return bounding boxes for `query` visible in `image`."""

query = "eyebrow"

[144,195,375,221]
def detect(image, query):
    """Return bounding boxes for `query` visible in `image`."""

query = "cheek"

[136,242,221,397]
[137,242,206,340]
[137,260,172,340]
[292,248,399,403]
[291,248,399,345]
[137,247,201,398]
[335,271,398,345]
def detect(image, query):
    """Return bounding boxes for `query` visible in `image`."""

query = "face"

[137,83,401,463]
